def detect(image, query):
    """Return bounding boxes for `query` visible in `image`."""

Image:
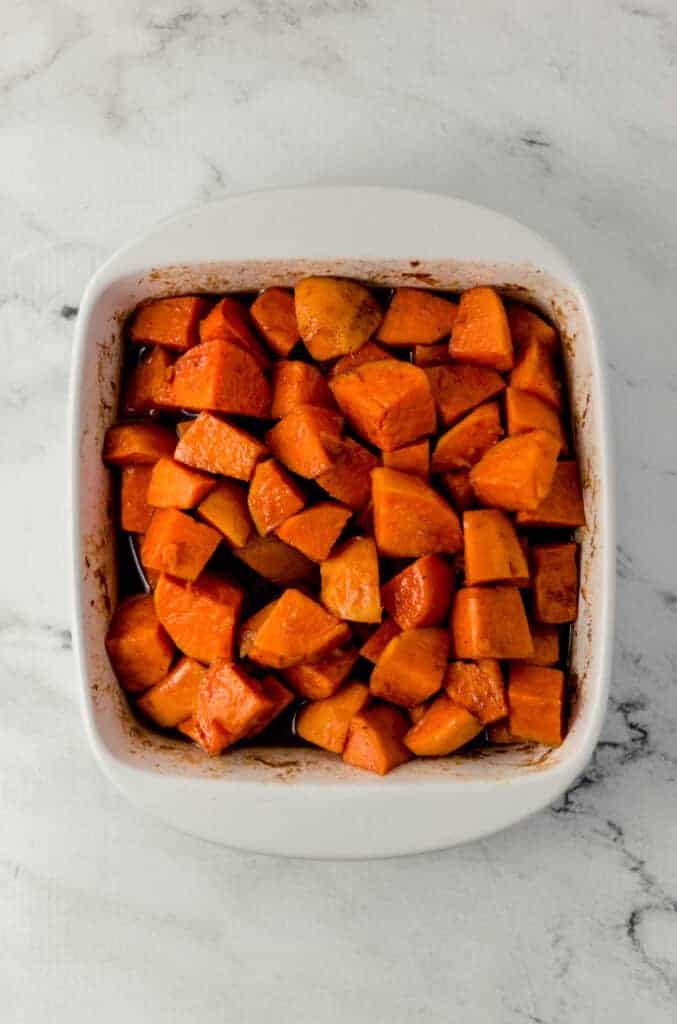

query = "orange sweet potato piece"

[296,682,370,753]
[508,665,565,745]
[371,467,462,557]
[381,554,454,629]
[147,457,215,509]
[295,276,383,360]
[510,339,562,411]
[238,600,279,658]
[154,571,244,663]
[266,405,344,479]
[330,360,435,452]
[444,659,507,724]
[505,386,567,453]
[130,296,209,351]
[315,438,379,510]
[330,341,394,377]
[414,342,452,367]
[197,663,293,748]
[342,705,412,775]
[122,346,175,415]
[177,713,231,755]
[175,412,267,481]
[463,509,529,586]
[105,594,174,693]
[359,618,402,663]
[376,288,458,345]
[370,627,450,707]
[382,439,429,479]
[469,430,560,511]
[507,304,558,352]
[532,543,578,623]
[156,338,271,417]
[249,287,300,357]
[137,656,206,727]
[233,535,315,584]
[275,501,351,562]
[141,508,221,581]
[271,360,335,419]
[404,694,482,755]
[103,423,176,466]
[320,536,381,623]
[198,296,271,370]
[197,481,253,548]
[451,586,533,659]
[247,459,306,535]
[517,623,560,666]
[408,703,428,725]
[450,287,513,371]
[516,461,585,528]
[439,469,476,512]
[248,588,351,669]
[431,401,503,472]
[425,363,505,426]
[282,647,359,700]
[120,465,154,532]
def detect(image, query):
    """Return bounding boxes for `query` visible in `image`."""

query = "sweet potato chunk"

[382,439,429,479]
[370,627,450,707]
[371,467,462,557]
[282,647,359,700]
[330,341,393,377]
[470,430,560,511]
[105,594,173,693]
[137,656,205,727]
[198,297,271,370]
[463,509,529,586]
[377,288,458,345]
[404,695,482,756]
[532,543,578,623]
[238,600,278,658]
[450,287,513,371]
[431,401,503,472]
[342,705,412,775]
[147,457,215,509]
[505,387,567,453]
[508,665,565,745]
[233,535,315,584]
[177,713,231,755]
[425,363,505,426]
[295,276,383,360]
[516,461,585,528]
[381,554,453,629]
[510,339,562,411]
[197,481,253,548]
[444,659,507,724]
[451,586,533,659]
[321,537,381,624]
[130,296,208,351]
[156,338,271,417]
[248,459,306,535]
[175,412,267,482]
[517,623,560,666]
[197,663,292,749]
[359,618,402,663]
[154,572,244,663]
[439,470,476,512]
[507,304,558,352]
[266,405,344,479]
[414,342,452,367]
[248,588,351,669]
[315,438,378,510]
[141,508,220,581]
[330,360,435,452]
[250,288,300,357]
[271,360,335,419]
[103,423,176,466]
[120,465,154,532]
[122,346,174,415]
[276,501,351,562]
[296,682,370,753]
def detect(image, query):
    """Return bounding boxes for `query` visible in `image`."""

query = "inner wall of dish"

[80,259,599,781]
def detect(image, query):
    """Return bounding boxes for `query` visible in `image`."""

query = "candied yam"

[510,339,562,411]
[516,461,585,528]
[370,627,450,707]
[404,695,482,755]
[469,430,560,511]
[248,459,306,536]
[376,288,458,345]
[175,412,267,482]
[463,509,529,586]
[330,360,435,452]
[137,656,206,728]
[439,469,476,512]
[276,501,351,562]
[282,647,360,700]
[381,554,454,629]
[248,588,351,669]
[516,623,560,666]
[141,508,221,581]
[233,535,315,585]
[129,296,208,351]
[156,338,271,417]
[250,287,300,357]
[295,276,383,360]
[147,457,215,509]
[197,663,292,746]
[382,439,429,479]
[359,618,402,663]
[507,303,558,352]
[271,360,335,419]
[105,594,173,693]
[103,423,176,466]
[239,600,278,659]
[197,481,253,548]
[178,713,232,755]
[122,346,174,415]
[451,586,533,659]
[505,386,567,453]
[330,341,394,377]
[266,405,344,479]
[532,543,578,623]
[198,296,271,370]
[431,401,503,472]
[444,659,507,724]
[315,437,378,510]
[450,287,513,371]
[154,572,244,663]
[296,682,370,753]
[425,363,505,426]
[414,342,452,367]
[120,465,154,533]
[320,536,382,624]
[342,705,412,775]
[508,665,566,746]
[371,467,462,557]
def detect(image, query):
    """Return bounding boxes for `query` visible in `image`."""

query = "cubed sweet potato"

[247,459,306,535]
[463,509,529,586]
[295,276,383,360]
[507,304,558,352]
[413,342,452,367]
[469,429,560,511]
[130,296,209,351]
[296,682,370,753]
[177,713,231,755]
[382,439,429,479]
[238,600,279,658]
[174,412,268,481]
[156,338,271,417]
[249,288,300,357]
[505,386,567,454]
[359,618,402,663]
[450,287,513,371]
[315,438,379,510]
[103,423,177,466]
[320,536,382,623]
[425,363,505,426]
[196,663,293,749]
[408,703,428,725]
[510,339,562,411]
[233,535,316,584]
[330,360,435,452]
[381,554,454,629]
[517,623,560,666]
[197,481,253,548]
[275,501,352,562]
[282,647,359,700]
[532,543,578,623]
[431,401,503,472]
[137,656,205,727]
[404,695,482,755]
[141,508,221,581]
[371,467,462,557]
[444,659,507,724]
[147,457,215,509]
[266,404,344,478]
[376,288,458,345]
[105,594,174,693]
[451,586,533,659]
[120,465,154,532]
[330,341,394,377]
[154,571,244,663]
[342,705,412,775]
[370,627,450,707]
[198,296,271,370]
[439,469,476,512]
[516,461,585,528]
[122,346,175,415]
[508,665,565,745]
[248,588,351,668]
[271,360,335,419]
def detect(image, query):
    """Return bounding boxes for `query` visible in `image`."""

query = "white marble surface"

[2,1,676,1020]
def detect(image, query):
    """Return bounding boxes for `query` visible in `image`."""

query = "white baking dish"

[69,187,614,858]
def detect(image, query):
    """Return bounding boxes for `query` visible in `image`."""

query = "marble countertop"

[2,1,676,1021]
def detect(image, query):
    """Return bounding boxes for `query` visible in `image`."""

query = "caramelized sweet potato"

[120,465,154,532]
[450,287,513,371]
[370,627,450,707]
[342,705,412,775]
[147,457,215,509]
[197,663,292,749]
[451,586,533,659]
[276,501,351,562]
[177,713,231,755]
[233,535,315,585]
[516,461,585,528]
[425,363,505,426]
[532,543,578,623]
[371,467,462,557]
[122,346,174,415]
[517,623,560,666]
[130,296,208,351]
[175,412,267,482]
[414,342,452,367]
[250,288,300,357]
[377,288,458,345]
[463,509,529,586]
[137,656,205,727]
[444,659,507,724]
[404,695,482,755]
[248,588,351,669]
[296,682,370,753]
[382,439,429,479]
[359,617,402,663]
[238,600,279,658]
[505,387,567,453]
[247,459,306,536]
[198,296,271,370]
[330,360,435,452]
[103,423,176,466]
[510,339,562,411]
[431,401,503,472]
[439,469,476,512]
[320,536,381,623]
[154,571,244,663]
[315,438,379,510]
[282,647,359,700]
[105,594,174,693]
[508,665,565,745]
[156,338,271,417]
[330,341,393,377]
[271,360,335,419]
[507,304,558,352]
[197,481,253,548]
[141,509,221,581]
[295,276,383,360]
[266,405,344,479]
[381,554,453,629]
[469,430,560,511]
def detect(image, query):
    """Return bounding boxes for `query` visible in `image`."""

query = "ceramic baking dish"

[69,187,614,858]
